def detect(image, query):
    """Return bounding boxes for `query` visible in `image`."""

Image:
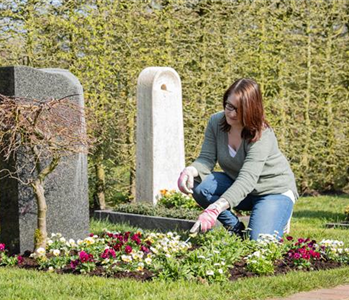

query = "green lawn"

[1,195,349,300]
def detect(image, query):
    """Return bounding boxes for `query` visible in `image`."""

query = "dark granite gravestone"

[0,66,89,254]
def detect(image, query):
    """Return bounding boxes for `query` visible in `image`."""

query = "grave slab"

[136,67,185,205]
[0,66,89,254]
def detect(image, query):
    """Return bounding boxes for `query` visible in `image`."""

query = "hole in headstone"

[161,84,167,91]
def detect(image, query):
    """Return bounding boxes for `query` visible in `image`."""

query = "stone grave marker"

[0,66,89,254]
[136,67,185,205]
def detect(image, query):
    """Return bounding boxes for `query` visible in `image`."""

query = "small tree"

[0,94,90,251]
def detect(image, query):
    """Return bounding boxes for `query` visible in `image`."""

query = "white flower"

[145,257,152,265]
[56,233,62,238]
[52,249,60,257]
[59,237,66,243]
[47,240,53,246]
[150,247,159,255]
[218,269,224,274]
[214,263,220,266]
[68,239,76,246]
[48,266,54,273]
[165,253,171,258]
[253,251,261,258]
[213,250,220,254]
[51,233,56,238]
[206,270,214,276]
[36,247,46,256]
[77,239,83,245]
[84,237,95,245]
[198,255,206,259]
[137,262,144,271]
[121,255,132,263]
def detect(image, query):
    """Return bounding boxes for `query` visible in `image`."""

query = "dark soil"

[12,252,344,282]
[229,257,342,281]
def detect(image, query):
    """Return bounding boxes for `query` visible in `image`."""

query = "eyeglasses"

[225,102,238,113]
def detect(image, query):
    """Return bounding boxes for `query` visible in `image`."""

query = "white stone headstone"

[136,67,185,205]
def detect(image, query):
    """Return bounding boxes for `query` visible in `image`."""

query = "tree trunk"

[94,160,106,209]
[32,180,47,251]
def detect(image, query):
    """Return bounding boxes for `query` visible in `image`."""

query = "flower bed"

[1,229,349,283]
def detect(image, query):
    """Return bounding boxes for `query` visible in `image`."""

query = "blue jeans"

[193,172,294,240]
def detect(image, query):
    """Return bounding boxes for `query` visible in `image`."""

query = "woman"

[178,78,298,240]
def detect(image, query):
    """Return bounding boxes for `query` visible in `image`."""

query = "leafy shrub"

[114,202,201,220]
[157,190,201,211]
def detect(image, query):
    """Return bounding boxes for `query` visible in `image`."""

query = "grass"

[1,195,349,300]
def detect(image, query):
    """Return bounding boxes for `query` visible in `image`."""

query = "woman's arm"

[190,115,218,181]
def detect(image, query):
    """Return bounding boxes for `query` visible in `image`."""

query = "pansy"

[121,255,132,263]
[36,247,46,256]
[144,257,152,265]
[84,237,95,245]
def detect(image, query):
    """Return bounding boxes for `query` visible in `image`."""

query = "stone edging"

[325,222,349,229]
[93,210,250,232]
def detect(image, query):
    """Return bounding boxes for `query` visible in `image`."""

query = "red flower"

[17,255,23,264]
[293,253,301,259]
[131,234,141,245]
[113,242,123,251]
[302,253,310,260]
[79,251,93,262]
[0,244,5,251]
[101,249,116,259]
[140,245,150,253]
[286,236,293,241]
[125,245,133,254]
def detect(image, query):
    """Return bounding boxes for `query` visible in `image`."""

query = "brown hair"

[219,78,269,142]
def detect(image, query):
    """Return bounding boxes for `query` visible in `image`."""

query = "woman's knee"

[248,195,294,240]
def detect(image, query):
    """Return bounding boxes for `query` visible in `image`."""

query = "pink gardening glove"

[191,208,220,233]
[177,167,198,194]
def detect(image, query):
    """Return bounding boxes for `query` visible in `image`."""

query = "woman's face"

[225,94,242,128]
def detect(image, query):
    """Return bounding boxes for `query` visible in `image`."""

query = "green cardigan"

[190,111,299,208]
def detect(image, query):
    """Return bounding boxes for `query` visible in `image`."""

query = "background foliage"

[1,0,348,202]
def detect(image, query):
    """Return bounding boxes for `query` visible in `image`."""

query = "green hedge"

[1,0,348,194]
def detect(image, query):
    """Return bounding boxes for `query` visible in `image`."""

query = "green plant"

[114,202,201,220]
[158,190,201,211]
[344,205,349,221]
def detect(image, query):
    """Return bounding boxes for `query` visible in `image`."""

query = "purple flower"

[70,259,79,269]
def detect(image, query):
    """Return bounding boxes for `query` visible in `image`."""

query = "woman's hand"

[190,198,230,233]
[177,166,198,194]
